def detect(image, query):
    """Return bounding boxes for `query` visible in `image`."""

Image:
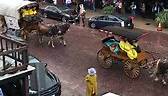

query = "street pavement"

[27,18,168,96]
[22,3,168,95]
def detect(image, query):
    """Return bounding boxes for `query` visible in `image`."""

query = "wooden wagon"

[97,26,155,79]
[0,0,39,39]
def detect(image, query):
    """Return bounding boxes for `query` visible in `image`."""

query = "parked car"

[88,15,134,29]
[28,55,61,96]
[0,55,61,96]
[40,5,79,23]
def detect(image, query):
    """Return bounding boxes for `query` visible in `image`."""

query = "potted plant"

[103,5,114,15]
[155,9,168,28]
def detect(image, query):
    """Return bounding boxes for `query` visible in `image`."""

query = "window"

[46,6,60,12]
[109,17,118,21]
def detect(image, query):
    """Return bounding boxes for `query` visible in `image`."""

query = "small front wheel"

[97,47,112,68]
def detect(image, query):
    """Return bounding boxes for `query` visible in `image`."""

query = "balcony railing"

[0,34,28,76]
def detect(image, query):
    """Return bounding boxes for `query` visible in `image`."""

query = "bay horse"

[37,22,70,47]
[149,58,168,85]
[20,18,70,47]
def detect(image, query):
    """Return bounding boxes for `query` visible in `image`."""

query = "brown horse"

[149,58,168,85]
[37,22,70,47]
[20,18,70,47]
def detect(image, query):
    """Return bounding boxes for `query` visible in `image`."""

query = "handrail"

[0,34,28,76]
[0,34,27,46]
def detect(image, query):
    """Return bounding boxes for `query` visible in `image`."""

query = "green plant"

[155,9,168,28]
[103,5,114,15]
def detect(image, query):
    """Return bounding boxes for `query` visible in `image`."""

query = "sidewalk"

[85,9,168,33]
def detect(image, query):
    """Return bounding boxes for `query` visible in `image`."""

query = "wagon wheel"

[124,59,140,79]
[97,47,112,68]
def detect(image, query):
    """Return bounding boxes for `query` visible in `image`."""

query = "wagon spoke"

[97,47,113,69]
[124,59,140,79]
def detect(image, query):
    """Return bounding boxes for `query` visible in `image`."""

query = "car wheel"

[43,13,47,18]
[62,17,67,22]
[90,23,96,28]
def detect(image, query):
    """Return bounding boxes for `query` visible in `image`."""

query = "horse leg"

[51,36,55,48]
[24,34,27,40]
[48,39,51,45]
[39,35,43,44]
[60,36,66,46]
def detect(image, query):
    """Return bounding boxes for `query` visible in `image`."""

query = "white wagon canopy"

[0,0,39,30]
[0,0,38,19]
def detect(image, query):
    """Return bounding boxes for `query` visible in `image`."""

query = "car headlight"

[64,14,70,17]
[121,21,125,27]
[75,17,78,20]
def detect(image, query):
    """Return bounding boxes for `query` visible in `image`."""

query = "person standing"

[85,68,97,96]
[65,0,72,8]
[130,2,137,16]
[91,0,96,11]
[53,0,57,5]
[79,4,86,27]
[116,0,122,14]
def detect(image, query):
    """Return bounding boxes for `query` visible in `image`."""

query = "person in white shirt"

[65,0,72,8]
[79,4,86,26]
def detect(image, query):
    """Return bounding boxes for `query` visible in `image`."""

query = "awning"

[0,0,36,19]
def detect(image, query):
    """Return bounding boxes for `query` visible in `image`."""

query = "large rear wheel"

[124,59,140,79]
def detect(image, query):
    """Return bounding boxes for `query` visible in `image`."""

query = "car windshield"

[116,15,128,21]
[46,6,62,13]
[56,5,69,11]
[28,55,58,93]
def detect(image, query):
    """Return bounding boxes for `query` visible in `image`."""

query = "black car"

[88,15,134,29]
[40,5,79,23]
[0,55,61,96]
[28,55,61,96]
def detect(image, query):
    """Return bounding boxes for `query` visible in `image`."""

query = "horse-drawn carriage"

[97,26,155,79]
[0,0,70,47]
[0,0,39,38]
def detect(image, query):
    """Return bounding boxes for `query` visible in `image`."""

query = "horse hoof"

[52,44,55,48]
[63,41,66,46]
[162,80,167,85]
[154,77,159,81]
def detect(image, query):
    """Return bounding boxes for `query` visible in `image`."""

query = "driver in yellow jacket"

[119,37,138,59]
[85,68,97,96]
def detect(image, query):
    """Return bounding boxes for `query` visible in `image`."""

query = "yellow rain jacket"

[85,74,97,96]
[22,9,29,17]
[119,41,137,59]
[28,9,34,15]
[32,7,37,15]
[33,10,37,15]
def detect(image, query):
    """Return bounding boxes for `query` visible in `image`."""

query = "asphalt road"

[28,18,168,96]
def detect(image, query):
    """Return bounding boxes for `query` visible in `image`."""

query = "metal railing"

[0,34,28,76]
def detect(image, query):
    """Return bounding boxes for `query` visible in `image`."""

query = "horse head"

[57,23,70,35]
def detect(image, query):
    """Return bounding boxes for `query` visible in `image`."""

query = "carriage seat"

[102,37,120,55]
